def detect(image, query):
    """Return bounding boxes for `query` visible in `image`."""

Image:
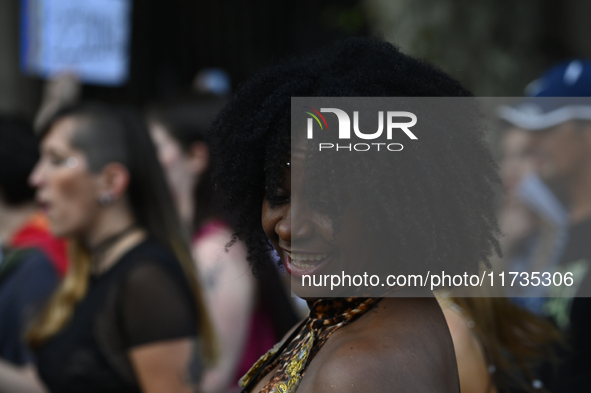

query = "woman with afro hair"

[208,37,501,393]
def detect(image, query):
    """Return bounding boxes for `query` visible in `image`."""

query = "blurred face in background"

[150,122,191,198]
[500,127,534,194]
[149,121,208,226]
[529,121,591,183]
[29,117,103,237]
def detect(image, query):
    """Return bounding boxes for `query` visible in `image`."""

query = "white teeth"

[286,252,328,267]
[291,260,316,268]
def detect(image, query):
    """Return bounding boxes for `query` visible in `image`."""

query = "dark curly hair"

[208,37,501,277]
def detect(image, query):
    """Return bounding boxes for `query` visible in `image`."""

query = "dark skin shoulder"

[248,297,458,393]
[297,297,459,393]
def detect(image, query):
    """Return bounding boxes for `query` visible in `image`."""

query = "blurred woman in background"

[0,102,215,393]
[148,97,298,393]
[439,123,563,393]
[439,294,562,393]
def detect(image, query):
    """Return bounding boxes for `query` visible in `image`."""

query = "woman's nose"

[29,160,45,188]
[278,199,315,243]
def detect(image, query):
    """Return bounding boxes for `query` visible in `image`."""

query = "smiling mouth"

[285,251,330,270]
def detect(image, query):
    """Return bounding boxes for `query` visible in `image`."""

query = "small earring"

[66,157,79,168]
[99,194,114,206]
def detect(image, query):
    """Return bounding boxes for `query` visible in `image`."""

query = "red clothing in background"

[9,212,68,277]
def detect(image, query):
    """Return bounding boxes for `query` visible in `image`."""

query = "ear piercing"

[99,193,114,206]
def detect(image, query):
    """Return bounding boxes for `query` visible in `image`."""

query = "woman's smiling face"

[261,139,374,299]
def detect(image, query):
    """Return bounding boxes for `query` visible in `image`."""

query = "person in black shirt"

[0,103,216,393]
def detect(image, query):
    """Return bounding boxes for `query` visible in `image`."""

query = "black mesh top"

[35,239,199,393]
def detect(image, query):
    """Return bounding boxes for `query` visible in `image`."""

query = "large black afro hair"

[208,37,500,276]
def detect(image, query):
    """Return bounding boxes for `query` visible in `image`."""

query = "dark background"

[2,0,591,117]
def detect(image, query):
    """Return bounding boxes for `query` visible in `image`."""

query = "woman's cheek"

[54,170,97,234]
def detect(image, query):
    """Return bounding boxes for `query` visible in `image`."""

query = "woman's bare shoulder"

[300,297,459,393]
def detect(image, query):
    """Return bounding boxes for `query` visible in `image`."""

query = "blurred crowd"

[0,37,591,393]
[0,70,300,393]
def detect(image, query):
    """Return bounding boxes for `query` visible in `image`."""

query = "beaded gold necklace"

[239,297,381,393]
